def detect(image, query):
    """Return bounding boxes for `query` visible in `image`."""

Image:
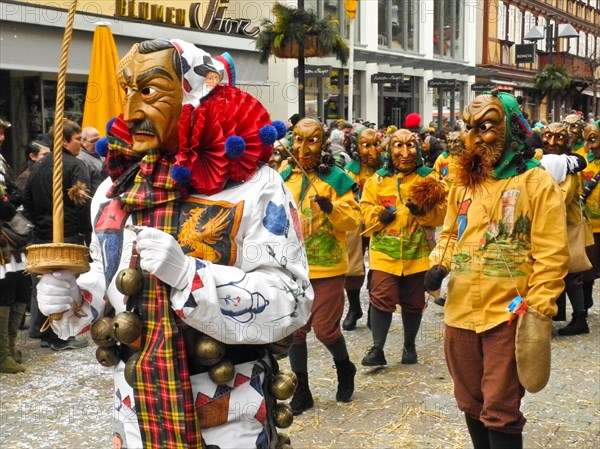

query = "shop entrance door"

[377,77,419,128]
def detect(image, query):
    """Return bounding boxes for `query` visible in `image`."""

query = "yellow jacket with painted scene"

[360,166,447,276]
[430,167,569,333]
[281,165,361,279]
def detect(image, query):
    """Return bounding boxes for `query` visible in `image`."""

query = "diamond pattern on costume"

[195,391,231,429]
[115,388,134,413]
[255,428,269,449]
[234,372,250,388]
[215,383,233,398]
[183,294,197,309]
[115,388,123,412]
[249,364,264,394]
[192,272,204,290]
[180,55,191,75]
[254,398,266,425]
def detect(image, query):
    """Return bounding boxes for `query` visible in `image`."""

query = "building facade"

[6,1,593,168]
[268,0,489,130]
[480,0,600,123]
[0,0,270,168]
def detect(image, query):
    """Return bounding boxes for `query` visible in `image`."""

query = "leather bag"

[515,305,552,393]
[567,219,593,274]
[0,211,34,250]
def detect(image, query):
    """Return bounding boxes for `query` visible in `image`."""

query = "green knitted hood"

[491,92,540,179]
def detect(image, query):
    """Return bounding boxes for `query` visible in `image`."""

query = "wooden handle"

[360,210,399,236]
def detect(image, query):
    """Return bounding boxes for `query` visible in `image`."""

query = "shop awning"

[354,49,496,77]
[582,89,600,98]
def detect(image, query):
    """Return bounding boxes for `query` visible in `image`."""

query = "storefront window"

[378,0,418,51]
[303,68,361,123]
[377,76,420,128]
[429,81,465,129]
[305,0,353,40]
[42,80,87,133]
[433,0,463,59]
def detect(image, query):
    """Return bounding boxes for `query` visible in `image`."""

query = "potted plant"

[255,3,349,64]
[534,63,573,93]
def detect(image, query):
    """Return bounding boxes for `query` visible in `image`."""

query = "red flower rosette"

[173,86,274,194]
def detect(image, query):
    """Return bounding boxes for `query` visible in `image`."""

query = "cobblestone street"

[1,287,599,449]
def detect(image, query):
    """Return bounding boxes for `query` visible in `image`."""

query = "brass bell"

[277,433,291,445]
[271,371,298,401]
[91,317,117,348]
[194,335,225,366]
[115,268,144,296]
[112,311,142,345]
[96,346,120,367]
[209,360,235,385]
[273,402,294,428]
[267,334,295,356]
[124,352,141,387]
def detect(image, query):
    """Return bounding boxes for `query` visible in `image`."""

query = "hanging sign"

[371,73,404,83]
[428,79,458,89]
[294,65,333,78]
[515,44,535,63]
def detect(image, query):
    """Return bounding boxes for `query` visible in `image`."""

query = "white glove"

[37,270,81,315]
[136,227,195,290]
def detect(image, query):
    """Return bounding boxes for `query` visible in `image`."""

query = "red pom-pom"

[405,113,422,129]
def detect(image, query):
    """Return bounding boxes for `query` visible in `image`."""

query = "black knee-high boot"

[342,289,363,331]
[553,292,566,321]
[288,342,313,415]
[401,310,422,364]
[583,281,594,313]
[488,429,522,449]
[326,336,357,402]
[559,278,589,336]
[464,414,490,449]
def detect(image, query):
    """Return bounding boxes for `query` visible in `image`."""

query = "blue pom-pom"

[272,120,287,139]
[259,125,277,146]
[95,137,109,157]
[105,117,117,134]
[171,165,191,184]
[225,136,246,158]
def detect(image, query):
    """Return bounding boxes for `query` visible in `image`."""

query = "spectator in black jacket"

[23,119,90,351]
[0,117,30,374]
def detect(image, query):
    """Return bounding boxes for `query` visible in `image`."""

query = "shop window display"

[42,80,87,133]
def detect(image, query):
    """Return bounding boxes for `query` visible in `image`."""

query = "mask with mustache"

[456,91,537,191]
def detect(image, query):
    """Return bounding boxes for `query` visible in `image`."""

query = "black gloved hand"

[565,153,587,175]
[405,200,425,216]
[378,209,396,225]
[424,265,448,292]
[0,197,17,220]
[313,195,333,214]
[6,185,22,207]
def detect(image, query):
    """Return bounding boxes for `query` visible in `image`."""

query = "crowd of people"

[0,37,598,449]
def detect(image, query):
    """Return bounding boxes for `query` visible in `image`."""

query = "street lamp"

[524,22,579,63]
[524,20,579,121]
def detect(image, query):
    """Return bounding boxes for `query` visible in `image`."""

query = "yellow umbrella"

[81,22,124,132]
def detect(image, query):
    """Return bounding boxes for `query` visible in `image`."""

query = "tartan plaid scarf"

[107,142,202,448]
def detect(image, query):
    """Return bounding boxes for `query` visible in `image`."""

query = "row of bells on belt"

[92,267,145,370]
[91,312,142,368]
[276,432,293,449]
[271,369,298,431]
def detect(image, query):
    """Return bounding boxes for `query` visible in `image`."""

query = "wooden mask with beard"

[357,128,382,169]
[456,94,506,191]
